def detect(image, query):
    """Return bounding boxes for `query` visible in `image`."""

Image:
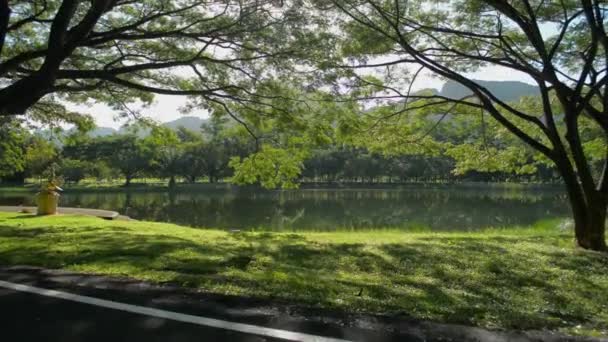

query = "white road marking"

[0,279,351,342]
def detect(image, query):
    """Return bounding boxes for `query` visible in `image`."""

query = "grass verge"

[0,212,605,337]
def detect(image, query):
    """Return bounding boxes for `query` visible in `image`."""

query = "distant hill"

[439,80,539,102]
[414,88,439,96]
[84,116,208,137]
[55,81,538,139]
[89,127,117,137]
[161,116,207,131]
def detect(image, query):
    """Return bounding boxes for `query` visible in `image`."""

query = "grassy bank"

[0,213,606,337]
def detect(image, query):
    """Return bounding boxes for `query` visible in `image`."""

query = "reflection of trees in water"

[273,188,564,203]
[279,197,564,230]
[270,207,306,230]
[0,195,33,206]
[1,187,569,231]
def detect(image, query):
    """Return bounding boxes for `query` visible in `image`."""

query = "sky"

[75,16,555,130]
[78,65,534,129]
[69,94,207,130]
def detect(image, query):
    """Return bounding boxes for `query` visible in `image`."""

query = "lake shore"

[0,180,565,193]
[0,182,569,231]
[0,212,605,338]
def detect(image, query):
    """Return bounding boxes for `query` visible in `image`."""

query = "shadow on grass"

[7,215,45,219]
[0,223,606,333]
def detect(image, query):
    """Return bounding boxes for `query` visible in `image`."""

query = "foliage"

[102,134,151,186]
[59,159,94,183]
[315,0,608,250]
[230,145,308,189]
[0,117,27,177]
[0,117,566,186]
[143,126,182,185]
[0,213,606,337]
[23,135,58,179]
[0,0,319,124]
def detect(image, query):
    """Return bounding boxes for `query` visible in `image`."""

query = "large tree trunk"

[568,190,607,251]
[0,0,10,58]
[558,159,607,251]
[168,176,176,188]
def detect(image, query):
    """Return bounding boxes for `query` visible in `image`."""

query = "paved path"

[0,266,604,342]
[0,288,287,342]
[0,206,120,220]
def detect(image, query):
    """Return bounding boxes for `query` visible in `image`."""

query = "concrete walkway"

[0,206,121,220]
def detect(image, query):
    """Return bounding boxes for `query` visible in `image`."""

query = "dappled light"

[0,213,606,336]
[2,0,608,339]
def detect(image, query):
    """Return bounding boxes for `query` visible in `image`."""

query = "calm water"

[0,185,569,231]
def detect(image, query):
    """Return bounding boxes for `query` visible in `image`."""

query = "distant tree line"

[0,117,248,186]
[0,117,561,187]
[301,148,560,184]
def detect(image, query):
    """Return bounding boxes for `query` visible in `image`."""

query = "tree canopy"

[309,0,608,250]
[0,0,320,126]
[1,0,607,250]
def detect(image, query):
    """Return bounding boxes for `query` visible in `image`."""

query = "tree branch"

[0,0,10,58]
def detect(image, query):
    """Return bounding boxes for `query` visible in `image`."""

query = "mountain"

[89,127,117,137]
[414,88,439,96]
[439,80,539,102]
[161,116,207,131]
[82,116,208,138]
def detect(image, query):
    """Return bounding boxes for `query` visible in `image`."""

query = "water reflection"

[0,186,569,231]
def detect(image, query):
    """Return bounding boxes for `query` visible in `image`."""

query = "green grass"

[0,213,606,337]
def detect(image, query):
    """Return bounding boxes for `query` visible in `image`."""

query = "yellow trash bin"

[36,183,63,215]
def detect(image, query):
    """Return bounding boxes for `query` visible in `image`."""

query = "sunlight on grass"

[0,212,606,337]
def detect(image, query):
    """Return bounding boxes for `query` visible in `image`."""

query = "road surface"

[0,266,601,342]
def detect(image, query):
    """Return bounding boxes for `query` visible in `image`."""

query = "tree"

[174,127,207,183]
[144,126,183,187]
[199,116,254,182]
[326,0,608,251]
[303,148,348,182]
[24,135,58,181]
[0,117,28,180]
[104,134,150,186]
[59,158,91,183]
[178,141,208,183]
[201,135,251,183]
[0,0,310,120]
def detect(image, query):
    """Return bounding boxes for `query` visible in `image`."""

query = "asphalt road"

[0,266,603,342]
[0,267,402,342]
[0,288,285,342]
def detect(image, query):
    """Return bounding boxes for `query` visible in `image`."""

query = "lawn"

[0,212,606,337]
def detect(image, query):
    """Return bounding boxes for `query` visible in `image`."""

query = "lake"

[0,184,569,231]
